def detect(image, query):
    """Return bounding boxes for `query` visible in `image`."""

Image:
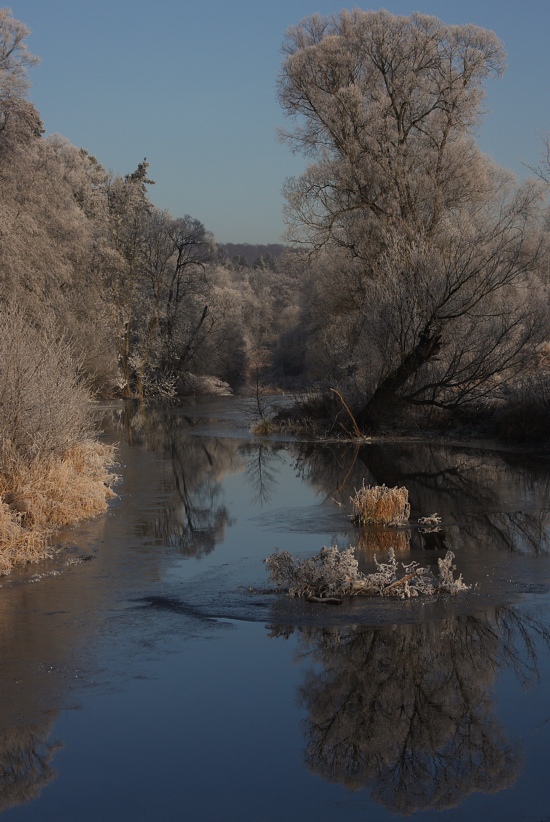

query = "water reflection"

[111,404,243,557]
[0,718,61,813]
[108,402,550,609]
[241,443,286,506]
[269,606,550,815]
[1,402,550,818]
[110,405,294,556]
[294,440,550,556]
[111,404,550,561]
[154,435,234,557]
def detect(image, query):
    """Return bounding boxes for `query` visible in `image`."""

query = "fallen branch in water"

[382,572,419,593]
[264,545,469,601]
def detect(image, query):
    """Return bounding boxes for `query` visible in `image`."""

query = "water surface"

[1,398,550,820]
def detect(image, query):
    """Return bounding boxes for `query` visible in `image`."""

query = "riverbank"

[0,440,117,575]
[268,389,550,452]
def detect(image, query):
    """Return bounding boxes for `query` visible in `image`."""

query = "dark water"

[2,397,550,821]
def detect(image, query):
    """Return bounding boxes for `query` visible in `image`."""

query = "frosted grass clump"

[265,546,469,602]
[351,484,411,526]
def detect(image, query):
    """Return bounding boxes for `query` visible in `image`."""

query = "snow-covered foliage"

[265,545,360,599]
[265,546,469,601]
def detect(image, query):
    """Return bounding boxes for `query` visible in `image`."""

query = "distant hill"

[217,243,287,266]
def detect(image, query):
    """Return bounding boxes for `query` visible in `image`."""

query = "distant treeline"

[217,243,287,267]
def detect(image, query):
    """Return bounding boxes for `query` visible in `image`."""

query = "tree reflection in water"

[0,718,62,814]
[155,434,234,557]
[241,442,286,506]
[269,607,550,815]
[2,405,549,816]
[111,404,244,558]
[109,403,290,556]
[293,440,550,555]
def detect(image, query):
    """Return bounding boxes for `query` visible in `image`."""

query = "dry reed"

[0,440,117,575]
[350,483,411,526]
[251,419,276,436]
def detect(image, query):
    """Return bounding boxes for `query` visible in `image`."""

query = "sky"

[9,0,550,243]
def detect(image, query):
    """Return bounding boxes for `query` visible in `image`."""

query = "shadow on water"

[2,400,550,819]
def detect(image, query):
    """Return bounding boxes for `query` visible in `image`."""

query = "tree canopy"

[278,9,549,428]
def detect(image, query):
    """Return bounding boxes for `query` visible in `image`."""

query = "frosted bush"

[265,546,469,601]
[437,551,469,595]
[0,306,92,459]
[264,545,360,599]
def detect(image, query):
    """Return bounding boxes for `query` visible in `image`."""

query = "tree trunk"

[357,327,442,430]
[177,304,209,369]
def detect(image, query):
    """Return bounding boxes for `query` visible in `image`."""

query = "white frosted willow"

[279,9,506,244]
[278,10,549,425]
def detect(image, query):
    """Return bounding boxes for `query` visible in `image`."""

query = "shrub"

[251,418,276,436]
[0,306,92,460]
[0,439,117,574]
[0,306,117,573]
[351,483,410,526]
[265,545,360,599]
[272,390,340,432]
[264,545,469,601]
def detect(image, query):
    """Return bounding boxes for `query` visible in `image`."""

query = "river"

[1,397,550,821]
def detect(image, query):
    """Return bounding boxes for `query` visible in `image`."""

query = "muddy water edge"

[1,397,550,821]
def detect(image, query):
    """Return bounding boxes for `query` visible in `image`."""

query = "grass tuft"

[350,483,410,526]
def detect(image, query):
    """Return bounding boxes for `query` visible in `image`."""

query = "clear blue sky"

[10,0,550,243]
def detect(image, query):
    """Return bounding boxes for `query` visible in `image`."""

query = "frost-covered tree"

[96,159,153,395]
[280,11,506,239]
[279,10,549,426]
[0,10,118,389]
[0,8,38,97]
[124,207,245,396]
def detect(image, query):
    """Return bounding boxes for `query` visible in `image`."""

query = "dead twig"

[330,388,364,440]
